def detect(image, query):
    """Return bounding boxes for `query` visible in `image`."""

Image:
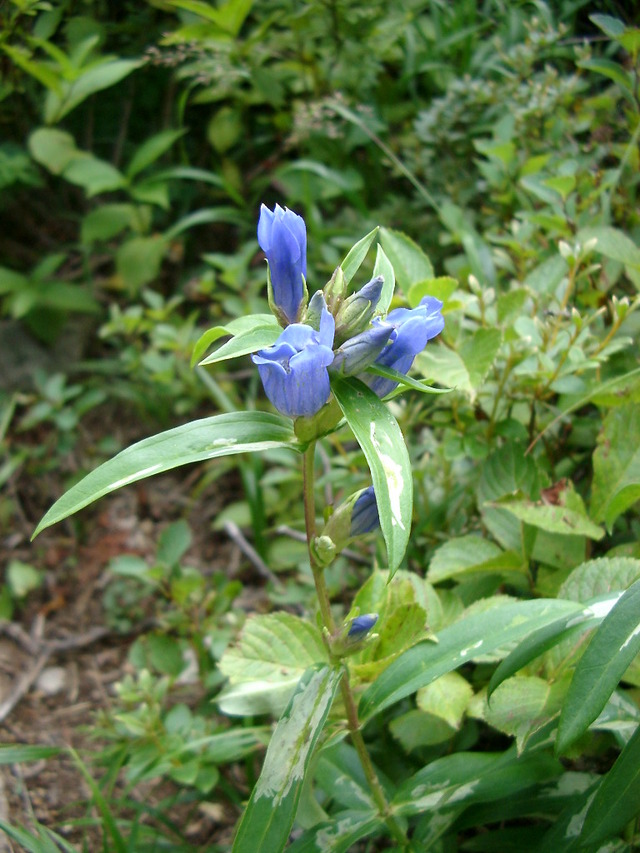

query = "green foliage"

[3,1,640,851]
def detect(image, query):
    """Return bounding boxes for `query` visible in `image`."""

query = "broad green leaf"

[488,592,623,697]
[81,203,135,244]
[332,377,412,574]
[578,226,640,272]
[415,345,469,391]
[63,155,126,196]
[127,128,187,179]
[428,535,523,583]
[34,412,297,536]
[379,227,434,293]
[340,226,379,284]
[473,675,567,752]
[590,403,640,529]
[1,45,63,93]
[218,613,328,716]
[168,0,254,35]
[542,175,576,199]
[392,747,561,817]
[459,328,503,389]
[578,58,633,95]
[44,59,142,124]
[580,724,640,847]
[407,276,458,308]
[366,244,394,321]
[358,598,581,721]
[556,578,640,753]
[416,671,473,728]
[558,556,640,602]
[28,127,78,173]
[232,664,342,853]
[589,13,626,37]
[199,322,281,366]
[493,482,604,540]
[390,709,457,749]
[116,235,166,291]
[287,810,381,853]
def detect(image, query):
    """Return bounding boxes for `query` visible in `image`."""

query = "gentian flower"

[252,295,335,418]
[334,275,384,345]
[363,296,444,397]
[330,323,391,376]
[347,613,378,639]
[258,204,307,325]
[350,486,380,535]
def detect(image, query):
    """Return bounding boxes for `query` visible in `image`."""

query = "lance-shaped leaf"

[359,598,581,722]
[331,377,412,575]
[556,578,640,754]
[34,412,297,537]
[287,811,382,853]
[341,226,379,285]
[198,314,282,366]
[232,664,342,853]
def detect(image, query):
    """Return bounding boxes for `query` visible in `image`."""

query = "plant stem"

[301,444,411,849]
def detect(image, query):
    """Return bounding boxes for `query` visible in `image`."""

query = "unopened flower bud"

[330,324,391,376]
[347,613,378,638]
[323,266,348,314]
[334,276,384,345]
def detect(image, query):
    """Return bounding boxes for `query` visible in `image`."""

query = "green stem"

[302,444,411,849]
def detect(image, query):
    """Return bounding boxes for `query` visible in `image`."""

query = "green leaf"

[493,483,604,540]
[340,226,379,285]
[28,127,77,174]
[127,129,187,179]
[488,592,622,697]
[63,155,126,196]
[358,598,581,721]
[578,58,633,95]
[580,723,640,846]
[287,811,381,853]
[428,535,523,583]
[44,58,142,124]
[372,243,395,316]
[332,377,412,575]
[578,226,640,272]
[33,412,297,537]
[314,743,374,811]
[589,13,626,37]
[556,578,640,753]
[192,313,279,366]
[0,744,63,764]
[408,276,458,308]
[416,671,473,728]
[81,203,135,244]
[218,613,328,716]
[365,363,451,396]
[558,557,640,602]
[459,328,503,389]
[474,675,567,752]
[590,403,640,529]
[232,664,342,853]
[379,227,434,293]
[199,322,282,366]
[116,235,166,291]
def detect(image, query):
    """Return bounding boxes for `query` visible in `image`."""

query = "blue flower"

[363,296,444,397]
[258,204,307,325]
[347,613,378,639]
[252,296,335,418]
[331,323,391,376]
[350,486,380,535]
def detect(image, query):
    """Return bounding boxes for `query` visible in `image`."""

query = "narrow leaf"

[365,363,451,395]
[556,578,640,753]
[359,598,581,721]
[199,323,281,366]
[341,226,379,284]
[372,243,395,315]
[232,665,342,853]
[332,376,412,574]
[34,412,297,536]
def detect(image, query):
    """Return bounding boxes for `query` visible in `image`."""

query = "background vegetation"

[1,0,639,850]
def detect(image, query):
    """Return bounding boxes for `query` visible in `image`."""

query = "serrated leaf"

[416,671,473,728]
[590,403,640,529]
[476,675,567,752]
[359,598,581,721]
[580,723,640,847]
[218,613,328,716]
[559,556,640,602]
[379,227,434,293]
[494,483,604,540]
[332,377,412,575]
[232,664,342,853]
[340,226,379,284]
[556,578,640,753]
[34,412,297,536]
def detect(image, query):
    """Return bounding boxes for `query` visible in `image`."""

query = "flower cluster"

[252,204,444,422]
